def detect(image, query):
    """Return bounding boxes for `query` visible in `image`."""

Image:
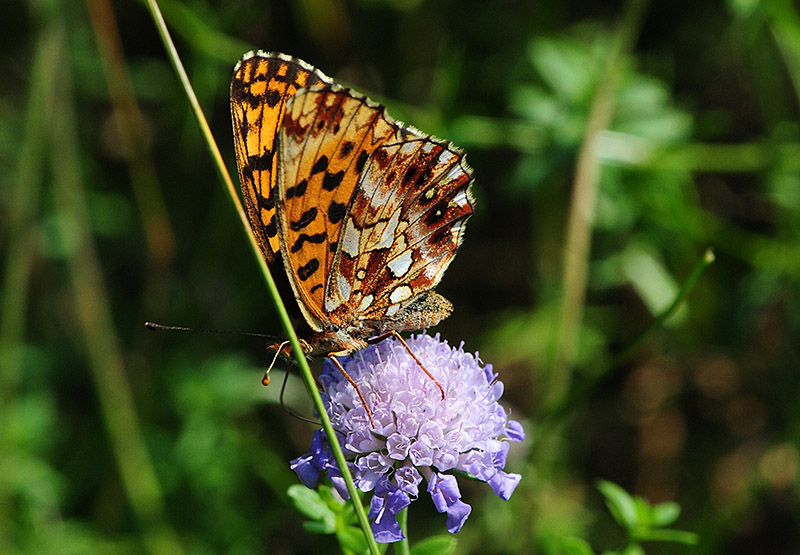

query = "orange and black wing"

[274,86,397,329]
[230,51,332,268]
[277,88,474,334]
[232,52,473,341]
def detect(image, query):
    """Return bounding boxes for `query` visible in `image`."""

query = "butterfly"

[230,51,474,399]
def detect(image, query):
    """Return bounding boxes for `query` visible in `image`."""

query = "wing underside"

[232,52,474,340]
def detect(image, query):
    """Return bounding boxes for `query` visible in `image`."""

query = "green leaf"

[619,545,645,555]
[411,535,458,555]
[336,525,370,554]
[597,480,639,532]
[529,37,599,103]
[303,520,336,535]
[640,528,700,545]
[559,537,597,555]
[650,501,681,527]
[288,485,336,532]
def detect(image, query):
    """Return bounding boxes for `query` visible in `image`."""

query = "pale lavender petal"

[506,420,525,442]
[488,471,522,500]
[289,333,524,542]
[386,433,411,460]
[394,465,422,497]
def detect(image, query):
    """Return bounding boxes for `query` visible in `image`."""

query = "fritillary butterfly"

[230,51,474,382]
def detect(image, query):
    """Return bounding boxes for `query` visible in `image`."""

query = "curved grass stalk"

[540,248,715,435]
[142,1,379,553]
[548,0,649,409]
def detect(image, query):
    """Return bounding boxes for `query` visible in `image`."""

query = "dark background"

[2,0,799,552]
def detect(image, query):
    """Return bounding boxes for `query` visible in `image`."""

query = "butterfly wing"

[230,52,332,268]
[276,87,398,331]
[328,136,474,333]
[277,88,473,336]
[233,53,474,346]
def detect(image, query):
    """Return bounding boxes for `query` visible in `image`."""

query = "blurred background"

[2,0,800,552]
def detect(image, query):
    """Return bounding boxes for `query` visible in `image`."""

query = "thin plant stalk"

[396,508,410,555]
[47,19,183,555]
[540,248,715,435]
[142,1,380,552]
[548,0,649,409]
[0,16,63,551]
[85,0,176,265]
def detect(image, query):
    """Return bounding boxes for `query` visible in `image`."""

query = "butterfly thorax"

[306,329,369,357]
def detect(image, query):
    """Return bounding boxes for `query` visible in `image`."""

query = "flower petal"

[427,473,471,533]
[289,454,319,489]
[290,333,524,539]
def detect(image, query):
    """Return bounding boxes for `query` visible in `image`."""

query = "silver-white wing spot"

[389,285,413,304]
[338,275,352,301]
[341,218,361,258]
[369,210,400,252]
[358,294,374,312]
[387,249,413,277]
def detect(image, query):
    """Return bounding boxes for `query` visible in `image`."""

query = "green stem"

[540,248,715,431]
[142,2,379,553]
[548,0,649,409]
[395,508,410,555]
[611,248,715,368]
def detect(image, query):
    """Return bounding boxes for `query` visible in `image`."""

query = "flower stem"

[46,19,183,554]
[540,248,715,432]
[548,0,649,410]
[396,508,410,555]
[143,2,380,553]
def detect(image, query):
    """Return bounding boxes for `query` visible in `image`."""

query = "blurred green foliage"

[2,0,800,553]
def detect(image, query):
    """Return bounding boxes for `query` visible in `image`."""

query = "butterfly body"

[230,52,473,359]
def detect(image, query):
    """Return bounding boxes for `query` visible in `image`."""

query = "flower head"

[290,333,524,542]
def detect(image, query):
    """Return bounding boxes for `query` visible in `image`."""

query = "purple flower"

[290,333,525,543]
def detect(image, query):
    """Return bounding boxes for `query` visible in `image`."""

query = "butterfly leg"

[328,354,375,428]
[369,330,445,400]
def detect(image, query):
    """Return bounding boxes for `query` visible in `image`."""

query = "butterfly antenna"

[262,340,290,386]
[145,321,274,339]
